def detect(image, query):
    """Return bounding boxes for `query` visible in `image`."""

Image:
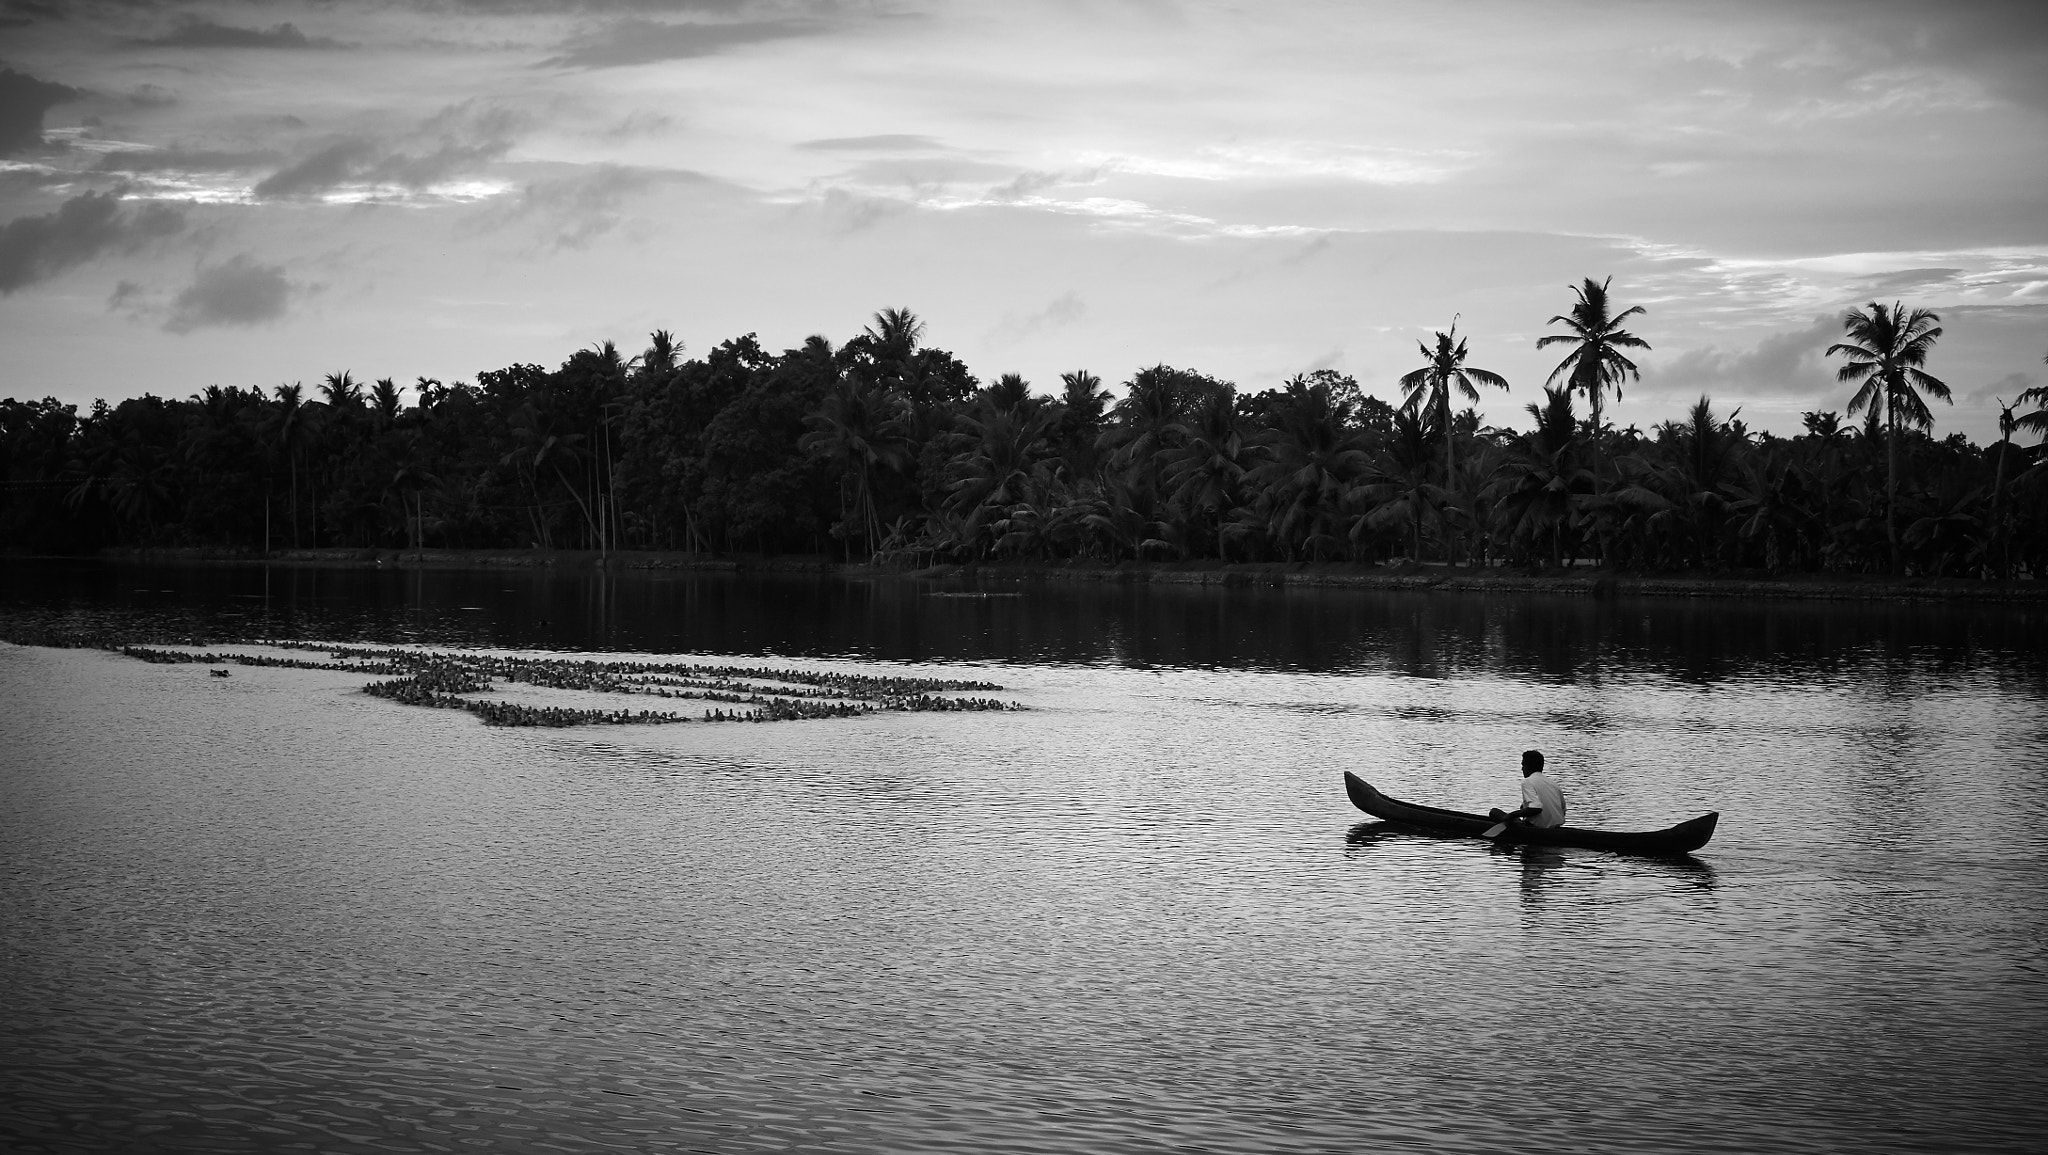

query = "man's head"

[1521,749,1544,777]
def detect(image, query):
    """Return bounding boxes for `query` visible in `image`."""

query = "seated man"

[1501,749,1566,829]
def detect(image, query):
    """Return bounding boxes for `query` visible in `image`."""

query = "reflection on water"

[4,559,2045,686]
[2,562,2045,1153]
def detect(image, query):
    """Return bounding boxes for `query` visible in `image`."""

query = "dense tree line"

[5,293,2047,578]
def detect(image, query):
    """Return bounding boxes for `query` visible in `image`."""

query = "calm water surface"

[3,561,2045,1153]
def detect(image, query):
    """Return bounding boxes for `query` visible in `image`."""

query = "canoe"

[1344,771,1718,854]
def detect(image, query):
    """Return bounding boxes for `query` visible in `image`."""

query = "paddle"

[1481,808,1513,839]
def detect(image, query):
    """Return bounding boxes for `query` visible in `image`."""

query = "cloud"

[0,66,84,154]
[251,106,524,200]
[98,147,282,176]
[163,255,295,333]
[1847,267,1968,297]
[252,139,378,198]
[484,164,717,248]
[135,21,345,50]
[797,134,945,152]
[985,292,1087,346]
[1966,370,2037,407]
[0,190,186,294]
[542,18,823,67]
[125,84,178,109]
[1650,314,1842,398]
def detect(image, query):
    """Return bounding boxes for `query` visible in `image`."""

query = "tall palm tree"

[267,381,308,547]
[1398,322,1508,562]
[1537,276,1649,494]
[1826,301,1949,573]
[1989,397,2017,578]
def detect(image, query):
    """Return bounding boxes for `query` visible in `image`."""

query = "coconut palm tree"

[641,330,681,380]
[1099,365,1206,499]
[1537,277,1650,494]
[2014,351,2048,440]
[984,372,1034,414]
[1054,370,1108,479]
[1399,321,1508,562]
[1163,384,1266,558]
[266,381,308,547]
[1253,375,1373,561]
[1354,408,1444,563]
[943,403,1051,556]
[864,307,925,366]
[799,376,911,557]
[1484,386,1591,568]
[370,377,402,430]
[1826,301,1949,573]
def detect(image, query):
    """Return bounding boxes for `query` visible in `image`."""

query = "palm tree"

[984,372,1033,414]
[1398,321,1508,562]
[1099,365,1205,499]
[1252,375,1373,561]
[1484,386,1591,568]
[370,377,402,429]
[800,377,911,557]
[641,330,681,379]
[1726,449,1817,574]
[1537,277,1650,495]
[943,404,1051,556]
[1653,396,1746,569]
[864,307,925,366]
[1054,370,1108,479]
[2013,351,2048,440]
[266,382,308,547]
[1355,408,1444,563]
[1162,384,1266,558]
[1826,301,1949,573]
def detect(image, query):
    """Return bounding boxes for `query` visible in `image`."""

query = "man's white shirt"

[1520,772,1567,829]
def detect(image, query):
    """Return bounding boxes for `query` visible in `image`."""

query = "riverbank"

[61,546,2048,603]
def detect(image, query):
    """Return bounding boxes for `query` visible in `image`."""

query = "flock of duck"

[1,618,1020,729]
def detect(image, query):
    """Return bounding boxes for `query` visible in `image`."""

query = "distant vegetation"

[5,290,2047,577]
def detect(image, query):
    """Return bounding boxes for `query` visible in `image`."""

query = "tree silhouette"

[1827,301,1949,572]
[1399,321,1508,562]
[1538,277,1649,498]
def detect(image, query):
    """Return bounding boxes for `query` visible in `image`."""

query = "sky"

[2,0,2045,440]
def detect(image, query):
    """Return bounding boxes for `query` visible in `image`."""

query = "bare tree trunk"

[1991,431,2009,579]
[1590,387,1607,567]
[1886,386,1901,574]
[1442,389,1457,566]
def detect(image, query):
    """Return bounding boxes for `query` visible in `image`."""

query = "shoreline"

[22,547,2043,604]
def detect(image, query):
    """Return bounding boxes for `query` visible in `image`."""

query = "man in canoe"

[1492,749,1566,830]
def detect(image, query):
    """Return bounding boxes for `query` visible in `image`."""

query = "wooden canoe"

[1344,771,1718,854]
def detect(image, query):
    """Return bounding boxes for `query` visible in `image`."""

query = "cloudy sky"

[3,0,2045,439]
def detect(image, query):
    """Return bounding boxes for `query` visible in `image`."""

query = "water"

[3,560,2045,1153]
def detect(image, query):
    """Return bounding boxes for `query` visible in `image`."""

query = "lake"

[3,560,2044,1153]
